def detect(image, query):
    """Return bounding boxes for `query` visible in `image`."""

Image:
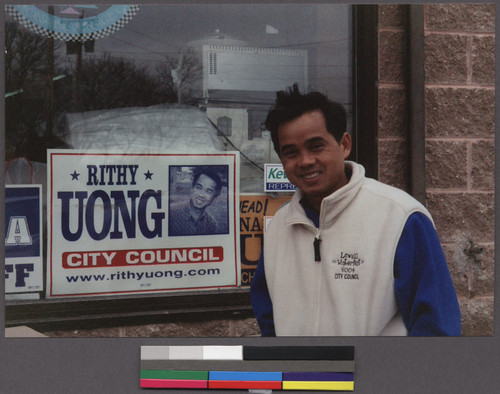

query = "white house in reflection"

[172,30,308,191]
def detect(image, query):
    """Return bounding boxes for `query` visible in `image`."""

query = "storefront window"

[4,4,352,305]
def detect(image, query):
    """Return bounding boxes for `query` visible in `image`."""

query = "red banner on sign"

[62,246,224,269]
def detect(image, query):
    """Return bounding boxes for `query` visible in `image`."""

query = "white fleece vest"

[264,161,433,336]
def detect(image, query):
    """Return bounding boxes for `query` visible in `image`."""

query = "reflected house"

[181,31,308,191]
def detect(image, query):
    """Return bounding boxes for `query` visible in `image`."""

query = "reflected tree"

[76,54,176,110]
[5,20,198,162]
[5,21,68,161]
[158,46,202,104]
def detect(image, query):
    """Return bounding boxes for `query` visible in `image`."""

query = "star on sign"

[144,170,153,180]
[70,170,80,180]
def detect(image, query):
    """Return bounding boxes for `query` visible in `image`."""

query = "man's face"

[191,173,218,210]
[278,110,351,210]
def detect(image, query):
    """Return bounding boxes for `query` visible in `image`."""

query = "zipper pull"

[314,228,321,262]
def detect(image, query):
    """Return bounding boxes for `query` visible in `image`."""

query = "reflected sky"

[6,4,352,104]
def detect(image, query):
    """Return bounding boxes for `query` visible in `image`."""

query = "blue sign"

[5,185,43,294]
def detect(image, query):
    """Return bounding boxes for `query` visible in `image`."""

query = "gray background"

[1,1,499,393]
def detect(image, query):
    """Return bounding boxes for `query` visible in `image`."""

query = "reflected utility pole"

[68,10,94,112]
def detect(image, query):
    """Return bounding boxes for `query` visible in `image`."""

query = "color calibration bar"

[140,346,355,391]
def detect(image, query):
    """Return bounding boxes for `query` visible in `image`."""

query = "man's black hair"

[265,84,347,155]
[192,166,223,198]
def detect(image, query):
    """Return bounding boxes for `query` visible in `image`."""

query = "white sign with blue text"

[5,185,43,293]
[47,150,240,298]
[264,163,296,192]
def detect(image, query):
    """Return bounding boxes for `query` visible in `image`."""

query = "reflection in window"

[209,52,217,75]
[217,116,232,137]
[5,4,352,193]
[4,3,353,304]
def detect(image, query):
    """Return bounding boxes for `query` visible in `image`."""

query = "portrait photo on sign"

[169,165,230,236]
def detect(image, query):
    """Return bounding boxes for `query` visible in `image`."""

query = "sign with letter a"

[5,185,43,293]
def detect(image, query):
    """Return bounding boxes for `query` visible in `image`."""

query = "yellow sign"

[240,194,291,286]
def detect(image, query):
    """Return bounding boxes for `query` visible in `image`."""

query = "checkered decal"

[6,5,140,42]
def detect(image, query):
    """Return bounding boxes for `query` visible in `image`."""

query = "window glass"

[6,4,352,193]
[5,4,352,299]
[217,117,233,137]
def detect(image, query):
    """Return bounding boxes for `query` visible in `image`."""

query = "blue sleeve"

[394,212,461,336]
[250,250,276,336]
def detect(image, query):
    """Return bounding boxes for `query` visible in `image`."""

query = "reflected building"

[175,30,308,191]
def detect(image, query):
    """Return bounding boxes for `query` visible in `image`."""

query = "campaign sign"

[5,185,43,293]
[47,150,240,298]
[239,194,291,286]
[264,163,296,192]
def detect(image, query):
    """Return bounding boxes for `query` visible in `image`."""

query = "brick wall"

[378,5,409,190]
[378,4,495,335]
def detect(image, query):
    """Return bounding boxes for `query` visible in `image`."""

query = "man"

[169,167,222,236]
[250,85,461,336]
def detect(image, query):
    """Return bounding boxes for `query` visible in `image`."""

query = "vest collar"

[286,161,366,228]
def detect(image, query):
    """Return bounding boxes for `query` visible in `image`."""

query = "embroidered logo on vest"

[332,252,364,280]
